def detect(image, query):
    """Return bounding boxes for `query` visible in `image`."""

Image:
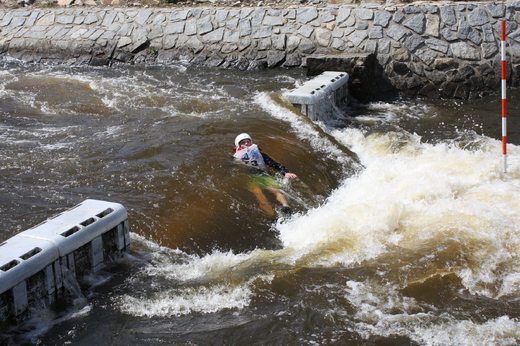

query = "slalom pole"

[501,19,507,173]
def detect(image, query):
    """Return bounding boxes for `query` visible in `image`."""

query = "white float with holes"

[284,71,349,121]
[0,199,130,323]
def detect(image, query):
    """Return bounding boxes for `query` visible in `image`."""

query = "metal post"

[501,19,507,173]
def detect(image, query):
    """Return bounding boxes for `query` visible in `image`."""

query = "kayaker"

[233,133,297,216]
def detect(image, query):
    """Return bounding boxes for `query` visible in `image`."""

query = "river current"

[1,61,520,345]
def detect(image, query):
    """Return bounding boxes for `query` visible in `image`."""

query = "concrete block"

[20,200,128,257]
[0,198,129,326]
[284,71,349,121]
[0,235,59,295]
[123,220,130,248]
[90,236,104,272]
[12,281,27,317]
[116,224,125,251]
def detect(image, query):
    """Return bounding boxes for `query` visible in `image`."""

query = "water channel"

[1,61,519,345]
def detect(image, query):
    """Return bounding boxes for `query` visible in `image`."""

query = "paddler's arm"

[260,151,298,179]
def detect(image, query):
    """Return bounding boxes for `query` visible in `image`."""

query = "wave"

[115,102,520,345]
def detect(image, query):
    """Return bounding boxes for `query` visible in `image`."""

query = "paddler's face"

[239,138,252,149]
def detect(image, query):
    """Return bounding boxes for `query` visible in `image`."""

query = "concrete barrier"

[0,199,130,324]
[284,71,349,121]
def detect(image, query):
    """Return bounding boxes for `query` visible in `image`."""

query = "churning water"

[1,61,519,345]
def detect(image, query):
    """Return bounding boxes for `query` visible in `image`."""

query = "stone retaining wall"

[1,2,520,98]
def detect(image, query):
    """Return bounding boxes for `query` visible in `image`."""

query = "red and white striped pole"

[501,19,507,173]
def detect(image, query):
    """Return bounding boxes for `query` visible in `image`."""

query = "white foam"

[69,304,92,319]
[19,302,93,343]
[88,73,236,118]
[119,283,253,317]
[254,91,354,166]
[367,101,433,119]
[117,236,283,317]
[498,273,520,297]
[129,234,255,283]
[99,85,519,344]
[276,127,520,297]
[412,316,520,346]
[344,280,520,346]
[144,250,252,282]
[118,123,520,342]
[0,124,84,152]
[0,70,17,96]
[132,235,289,285]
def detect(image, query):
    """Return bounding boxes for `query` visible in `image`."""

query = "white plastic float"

[284,71,349,121]
[0,199,130,323]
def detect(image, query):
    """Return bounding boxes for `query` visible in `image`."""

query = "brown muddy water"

[1,61,520,345]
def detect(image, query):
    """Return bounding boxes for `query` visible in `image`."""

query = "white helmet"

[234,133,252,147]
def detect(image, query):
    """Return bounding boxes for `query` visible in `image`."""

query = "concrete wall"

[1,2,520,98]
